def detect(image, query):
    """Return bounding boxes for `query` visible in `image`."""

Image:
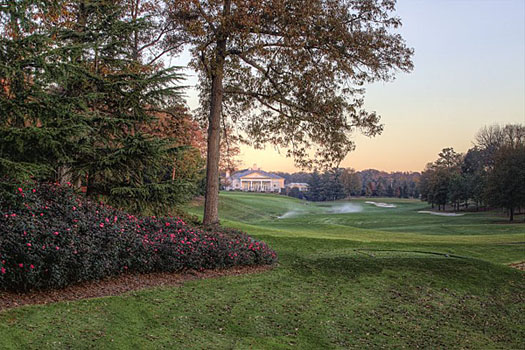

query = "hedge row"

[0,183,277,292]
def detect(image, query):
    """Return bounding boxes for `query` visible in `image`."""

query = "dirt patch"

[509,261,525,271]
[0,265,274,311]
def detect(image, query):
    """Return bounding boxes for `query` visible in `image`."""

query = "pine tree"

[54,0,191,214]
[0,1,90,199]
[306,170,322,201]
[1,0,195,214]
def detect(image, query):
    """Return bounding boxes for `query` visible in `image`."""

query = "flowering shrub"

[0,183,277,292]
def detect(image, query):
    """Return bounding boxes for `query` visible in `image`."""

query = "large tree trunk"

[509,207,514,222]
[203,70,224,225]
[203,0,230,226]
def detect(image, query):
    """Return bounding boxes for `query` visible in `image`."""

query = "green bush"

[0,183,277,292]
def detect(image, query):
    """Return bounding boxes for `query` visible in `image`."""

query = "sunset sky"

[173,0,525,173]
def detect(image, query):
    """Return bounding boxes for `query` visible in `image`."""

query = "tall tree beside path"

[166,0,414,225]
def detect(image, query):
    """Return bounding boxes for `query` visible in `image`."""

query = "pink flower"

[99,223,104,228]
[72,206,76,211]
[55,246,60,250]
[30,264,34,269]
[1,267,5,274]
[27,243,32,247]
[18,263,23,268]
[165,222,170,227]
[17,187,23,193]
[54,231,59,236]
[32,189,36,193]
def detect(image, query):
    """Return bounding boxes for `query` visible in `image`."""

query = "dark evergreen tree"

[55,1,188,213]
[401,183,409,199]
[1,0,195,214]
[306,170,322,201]
[288,187,305,200]
[319,169,345,201]
[0,0,90,200]
[386,183,394,197]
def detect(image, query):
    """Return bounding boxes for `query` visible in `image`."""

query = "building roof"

[230,169,284,180]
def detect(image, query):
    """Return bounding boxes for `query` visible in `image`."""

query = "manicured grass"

[1,192,524,349]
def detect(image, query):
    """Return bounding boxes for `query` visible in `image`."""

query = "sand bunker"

[418,210,465,217]
[365,201,397,208]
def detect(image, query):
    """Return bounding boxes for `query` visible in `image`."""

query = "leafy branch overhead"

[167,0,413,168]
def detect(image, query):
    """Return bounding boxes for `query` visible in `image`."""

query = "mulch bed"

[509,261,525,271]
[0,265,274,311]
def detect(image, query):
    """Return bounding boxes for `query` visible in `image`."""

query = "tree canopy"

[419,124,525,220]
[166,0,413,224]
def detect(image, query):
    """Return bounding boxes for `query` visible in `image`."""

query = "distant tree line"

[275,168,420,201]
[419,124,525,221]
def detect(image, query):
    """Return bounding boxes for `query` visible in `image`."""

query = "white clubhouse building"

[224,166,285,192]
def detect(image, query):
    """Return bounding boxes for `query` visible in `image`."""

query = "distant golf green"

[1,192,524,349]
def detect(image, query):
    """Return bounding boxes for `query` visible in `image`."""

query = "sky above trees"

[173,0,525,172]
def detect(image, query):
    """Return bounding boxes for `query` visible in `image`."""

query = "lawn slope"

[1,192,524,350]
